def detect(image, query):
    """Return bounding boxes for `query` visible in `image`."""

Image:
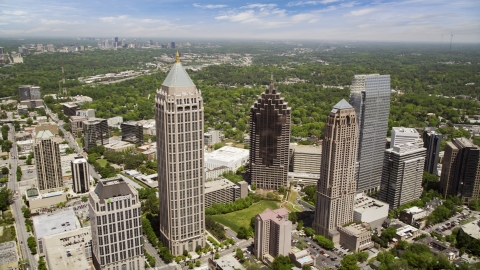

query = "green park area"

[96,159,108,167]
[210,200,280,233]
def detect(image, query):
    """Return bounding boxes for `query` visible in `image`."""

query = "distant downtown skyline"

[0,0,479,42]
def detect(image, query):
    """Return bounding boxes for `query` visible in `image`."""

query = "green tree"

[38,257,47,270]
[214,253,220,259]
[1,167,8,174]
[27,236,37,254]
[0,188,14,211]
[314,235,334,250]
[381,227,397,242]
[339,254,359,270]
[354,251,369,262]
[236,248,245,262]
[304,227,315,237]
[302,265,312,270]
[296,220,304,231]
[81,196,88,202]
[270,255,294,270]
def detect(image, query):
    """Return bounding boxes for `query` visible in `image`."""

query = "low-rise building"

[289,247,315,268]
[107,116,123,127]
[460,220,480,240]
[287,172,320,186]
[208,254,244,270]
[20,99,44,109]
[204,130,223,146]
[32,209,81,256]
[353,194,389,229]
[399,206,429,226]
[25,188,68,212]
[44,227,93,270]
[416,236,459,260]
[204,178,247,207]
[62,102,78,116]
[104,141,135,152]
[338,223,374,253]
[254,208,292,260]
[75,109,95,119]
[205,146,249,173]
[70,115,87,136]
[0,241,18,270]
[206,165,230,180]
[395,224,420,241]
[136,142,157,160]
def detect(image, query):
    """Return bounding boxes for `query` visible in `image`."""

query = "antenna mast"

[62,64,67,96]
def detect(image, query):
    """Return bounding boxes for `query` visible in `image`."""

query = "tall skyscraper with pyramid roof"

[313,99,358,239]
[249,77,291,190]
[155,52,205,255]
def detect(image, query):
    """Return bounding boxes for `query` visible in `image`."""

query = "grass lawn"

[284,190,301,212]
[211,200,280,233]
[75,138,84,148]
[97,159,108,167]
[0,226,15,244]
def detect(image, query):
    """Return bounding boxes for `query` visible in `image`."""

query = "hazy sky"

[1,0,479,42]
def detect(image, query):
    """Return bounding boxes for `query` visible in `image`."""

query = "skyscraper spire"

[269,74,274,91]
[175,50,180,63]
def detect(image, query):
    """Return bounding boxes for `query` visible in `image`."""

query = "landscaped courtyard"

[210,200,280,233]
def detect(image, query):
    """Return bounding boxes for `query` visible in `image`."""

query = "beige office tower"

[34,130,63,191]
[253,208,292,260]
[249,77,291,190]
[313,99,358,240]
[156,52,205,255]
[89,177,144,270]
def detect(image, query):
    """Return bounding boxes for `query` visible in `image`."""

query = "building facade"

[155,52,205,256]
[70,116,87,137]
[89,177,144,270]
[34,130,63,191]
[204,178,244,207]
[349,74,391,193]
[313,99,358,239]
[121,121,144,143]
[289,145,322,174]
[338,223,373,253]
[423,127,442,175]
[83,118,109,151]
[254,208,292,260]
[249,77,291,190]
[379,143,426,209]
[72,157,90,193]
[439,138,480,203]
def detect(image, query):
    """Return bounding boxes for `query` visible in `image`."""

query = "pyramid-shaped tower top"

[162,51,195,87]
[331,99,353,113]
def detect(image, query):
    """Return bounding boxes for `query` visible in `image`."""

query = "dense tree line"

[205,193,261,215]
[205,216,227,241]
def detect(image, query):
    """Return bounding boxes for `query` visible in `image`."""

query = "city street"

[292,233,339,269]
[7,123,37,270]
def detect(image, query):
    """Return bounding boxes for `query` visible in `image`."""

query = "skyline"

[0,0,478,43]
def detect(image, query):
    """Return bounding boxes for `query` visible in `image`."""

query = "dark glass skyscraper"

[249,78,291,190]
[423,127,442,175]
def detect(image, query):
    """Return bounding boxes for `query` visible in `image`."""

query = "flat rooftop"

[32,209,81,240]
[213,254,243,270]
[392,127,418,134]
[289,144,322,154]
[205,178,238,193]
[0,241,18,266]
[44,227,92,270]
[354,195,389,213]
[461,220,480,240]
[205,146,249,162]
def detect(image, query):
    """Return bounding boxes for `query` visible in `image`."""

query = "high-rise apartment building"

[391,127,420,147]
[156,52,205,255]
[89,177,144,270]
[72,157,90,193]
[34,130,63,191]
[121,121,144,143]
[350,74,391,193]
[423,127,443,175]
[439,138,480,203]
[379,143,426,209]
[249,78,291,190]
[83,118,109,151]
[253,208,292,260]
[313,99,358,239]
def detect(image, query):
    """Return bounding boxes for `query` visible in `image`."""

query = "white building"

[353,194,389,229]
[205,146,249,172]
[107,116,123,127]
[44,227,92,270]
[391,127,420,147]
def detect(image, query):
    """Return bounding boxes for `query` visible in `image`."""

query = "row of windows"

[99,247,142,265]
[98,227,142,246]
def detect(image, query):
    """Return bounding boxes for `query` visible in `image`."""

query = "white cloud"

[2,10,28,16]
[348,8,378,16]
[287,0,339,7]
[242,4,277,9]
[99,15,128,23]
[41,19,85,25]
[140,19,167,23]
[193,3,227,9]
